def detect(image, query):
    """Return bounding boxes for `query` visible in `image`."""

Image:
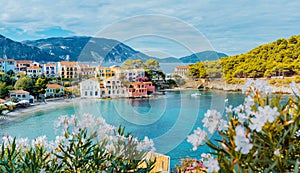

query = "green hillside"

[222,35,300,79]
[189,35,300,82]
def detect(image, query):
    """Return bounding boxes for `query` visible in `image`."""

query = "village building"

[79,64,96,77]
[79,78,102,98]
[116,68,145,82]
[127,81,155,97]
[58,61,79,79]
[103,77,128,98]
[96,66,116,80]
[9,90,34,103]
[15,60,32,74]
[45,84,64,97]
[26,65,43,77]
[0,58,16,73]
[43,63,57,77]
[174,66,190,79]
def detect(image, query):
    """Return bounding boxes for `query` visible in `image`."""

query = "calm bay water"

[0,90,244,167]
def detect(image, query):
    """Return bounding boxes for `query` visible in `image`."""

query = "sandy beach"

[0,98,78,125]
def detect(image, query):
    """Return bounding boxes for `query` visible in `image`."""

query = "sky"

[0,0,300,58]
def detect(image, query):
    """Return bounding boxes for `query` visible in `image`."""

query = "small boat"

[191,93,201,97]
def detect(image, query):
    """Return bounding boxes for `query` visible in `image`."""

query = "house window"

[85,91,87,96]
[90,91,93,96]
[95,91,98,96]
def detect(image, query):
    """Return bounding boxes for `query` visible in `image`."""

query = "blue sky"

[0,1,299,58]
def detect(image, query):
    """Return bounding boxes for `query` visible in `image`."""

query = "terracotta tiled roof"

[16,60,32,64]
[60,61,78,66]
[45,63,56,67]
[131,82,141,85]
[79,64,89,68]
[28,66,42,70]
[10,90,29,94]
[46,84,63,89]
[175,66,190,69]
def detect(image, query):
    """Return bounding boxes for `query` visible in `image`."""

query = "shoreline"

[0,95,166,125]
[0,98,76,125]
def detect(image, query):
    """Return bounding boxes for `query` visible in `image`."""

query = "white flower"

[249,116,265,132]
[137,136,155,153]
[234,125,253,154]
[244,95,254,108]
[203,157,220,173]
[237,112,248,124]
[225,105,233,113]
[16,138,29,151]
[187,128,207,151]
[218,119,228,132]
[233,104,244,114]
[202,110,221,134]
[274,149,280,157]
[257,106,279,123]
[242,79,254,94]
[31,135,47,148]
[295,130,300,138]
[201,153,211,159]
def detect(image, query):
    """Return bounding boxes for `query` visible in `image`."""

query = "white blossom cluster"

[234,125,253,154]
[200,153,220,173]
[242,79,272,96]
[187,80,300,172]
[187,127,207,151]
[1,114,156,164]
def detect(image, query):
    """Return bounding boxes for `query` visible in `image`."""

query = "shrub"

[187,79,300,173]
[0,114,156,172]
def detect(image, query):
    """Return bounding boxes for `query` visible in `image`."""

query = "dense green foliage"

[222,35,300,79]
[189,35,300,82]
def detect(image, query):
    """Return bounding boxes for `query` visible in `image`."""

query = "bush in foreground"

[0,114,155,172]
[186,79,300,173]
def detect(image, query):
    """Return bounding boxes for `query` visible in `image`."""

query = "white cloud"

[0,0,300,56]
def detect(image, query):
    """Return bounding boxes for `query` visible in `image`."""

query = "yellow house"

[96,66,116,80]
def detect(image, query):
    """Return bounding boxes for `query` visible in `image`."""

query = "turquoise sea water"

[0,90,244,167]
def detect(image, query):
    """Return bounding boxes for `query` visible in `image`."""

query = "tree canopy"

[14,76,34,93]
[188,35,300,82]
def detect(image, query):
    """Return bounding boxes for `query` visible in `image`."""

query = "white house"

[116,68,145,82]
[45,84,64,97]
[174,66,190,79]
[103,77,128,98]
[80,78,102,98]
[43,63,57,77]
[9,90,34,103]
[27,66,43,77]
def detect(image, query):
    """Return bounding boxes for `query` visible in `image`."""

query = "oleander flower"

[274,149,280,157]
[203,157,220,173]
[218,119,228,132]
[234,125,253,154]
[202,110,221,134]
[187,127,207,151]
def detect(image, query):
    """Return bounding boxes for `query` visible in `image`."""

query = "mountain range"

[0,34,227,64]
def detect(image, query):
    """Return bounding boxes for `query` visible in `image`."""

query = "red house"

[127,81,155,97]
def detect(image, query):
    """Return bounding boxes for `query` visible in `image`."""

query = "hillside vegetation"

[189,35,300,82]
